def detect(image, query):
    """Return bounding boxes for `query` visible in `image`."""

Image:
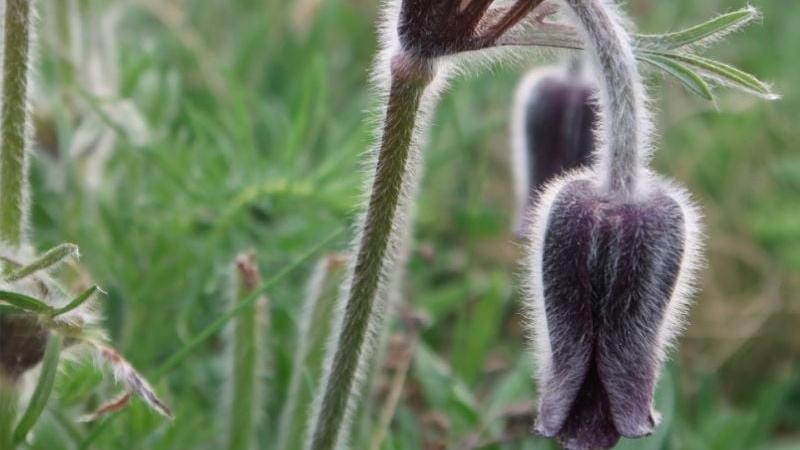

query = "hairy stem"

[0,0,34,247]
[563,0,645,196]
[277,255,347,450]
[306,55,432,450]
[226,253,265,450]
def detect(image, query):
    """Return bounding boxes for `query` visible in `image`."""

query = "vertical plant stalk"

[277,255,347,450]
[0,0,33,248]
[0,379,18,449]
[306,55,433,450]
[0,1,35,445]
[226,253,265,450]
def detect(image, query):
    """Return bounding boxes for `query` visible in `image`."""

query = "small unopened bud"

[0,315,48,379]
[512,62,596,238]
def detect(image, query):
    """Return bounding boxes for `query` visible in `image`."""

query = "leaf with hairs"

[51,286,100,318]
[0,290,53,314]
[635,7,760,50]
[643,51,778,99]
[639,54,713,100]
[4,243,79,282]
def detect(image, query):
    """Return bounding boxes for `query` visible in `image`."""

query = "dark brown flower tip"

[0,314,49,379]
[535,179,685,449]
[398,0,546,58]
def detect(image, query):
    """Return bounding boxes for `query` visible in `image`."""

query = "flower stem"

[277,255,347,450]
[563,0,645,196]
[227,253,265,450]
[0,0,34,248]
[306,55,432,450]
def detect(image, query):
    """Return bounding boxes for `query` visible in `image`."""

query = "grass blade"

[154,226,344,379]
[13,334,63,444]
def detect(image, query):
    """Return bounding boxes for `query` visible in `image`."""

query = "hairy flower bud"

[0,315,48,379]
[528,174,699,449]
[512,62,596,238]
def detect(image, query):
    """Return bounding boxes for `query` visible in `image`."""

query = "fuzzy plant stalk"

[0,0,35,444]
[277,255,347,450]
[511,58,596,239]
[306,57,432,450]
[304,1,557,448]
[226,253,266,450]
[0,0,33,249]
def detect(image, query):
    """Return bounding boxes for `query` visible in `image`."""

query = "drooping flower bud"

[511,60,596,238]
[524,1,702,449]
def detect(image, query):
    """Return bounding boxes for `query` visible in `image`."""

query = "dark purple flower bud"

[0,314,49,379]
[529,175,700,449]
[512,63,597,238]
[397,0,545,58]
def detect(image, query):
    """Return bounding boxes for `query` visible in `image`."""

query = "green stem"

[277,255,347,450]
[306,56,432,450]
[227,253,264,450]
[0,0,34,248]
[0,377,18,449]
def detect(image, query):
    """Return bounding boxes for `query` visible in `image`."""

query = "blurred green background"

[21,0,799,448]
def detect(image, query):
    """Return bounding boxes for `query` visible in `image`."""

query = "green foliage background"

[21,0,800,448]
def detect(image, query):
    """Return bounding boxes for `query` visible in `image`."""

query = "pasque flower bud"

[512,61,596,238]
[524,1,702,449]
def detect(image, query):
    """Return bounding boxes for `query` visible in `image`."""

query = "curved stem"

[306,54,432,450]
[563,0,645,196]
[0,0,33,247]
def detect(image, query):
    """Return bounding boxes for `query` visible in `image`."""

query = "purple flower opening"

[535,179,685,450]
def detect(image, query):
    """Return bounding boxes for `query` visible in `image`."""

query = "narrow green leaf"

[13,334,63,444]
[4,243,79,282]
[639,54,714,100]
[644,51,778,99]
[0,304,28,315]
[0,290,52,314]
[51,286,100,318]
[636,7,759,50]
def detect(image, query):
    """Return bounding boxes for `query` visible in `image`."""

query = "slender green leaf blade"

[636,7,759,50]
[658,51,777,99]
[0,291,53,314]
[51,286,100,318]
[639,54,714,100]
[13,335,63,443]
[4,243,79,282]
